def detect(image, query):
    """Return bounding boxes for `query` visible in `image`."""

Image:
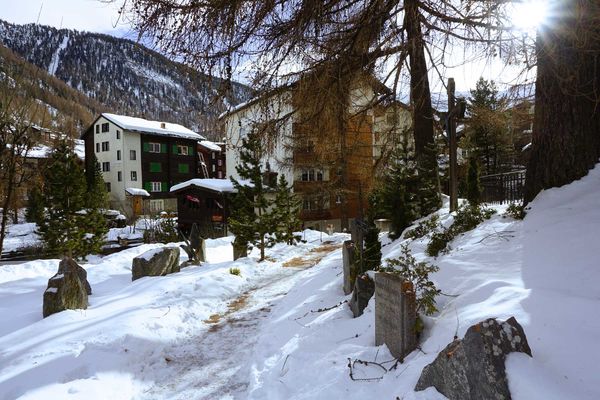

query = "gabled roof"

[170,178,252,194]
[198,140,223,152]
[83,113,205,141]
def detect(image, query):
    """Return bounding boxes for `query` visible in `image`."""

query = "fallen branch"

[347,358,388,382]
[293,300,348,321]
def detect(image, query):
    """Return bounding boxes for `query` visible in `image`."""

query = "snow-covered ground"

[1,166,600,399]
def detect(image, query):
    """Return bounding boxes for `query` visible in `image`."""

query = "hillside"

[0,165,599,399]
[0,20,251,137]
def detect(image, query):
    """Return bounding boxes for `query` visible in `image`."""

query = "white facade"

[91,116,143,206]
[223,92,295,185]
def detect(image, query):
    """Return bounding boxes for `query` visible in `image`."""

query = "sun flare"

[511,0,550,32]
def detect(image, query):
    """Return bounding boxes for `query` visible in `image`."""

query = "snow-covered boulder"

[132,247,180,281]
[415,316,532,400]
[43,258,89,318]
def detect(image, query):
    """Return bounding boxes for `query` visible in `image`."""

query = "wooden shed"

[170,179,237,237]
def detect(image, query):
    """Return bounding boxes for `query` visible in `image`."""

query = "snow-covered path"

[0,233,345,400]
[141,266,309,399]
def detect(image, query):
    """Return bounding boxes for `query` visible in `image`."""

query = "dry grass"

[203,293,249,326]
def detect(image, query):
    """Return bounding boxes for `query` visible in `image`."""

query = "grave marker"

[375,272,417,360]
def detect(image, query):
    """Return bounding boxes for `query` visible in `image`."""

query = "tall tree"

[0,62,40,255]
[229,133,275,261]
[524,1,600,203]
[123,0,507,212]
[83,155,109,255]
[38,142,88,258]
[272,175,302,246]
[463,78,513,176]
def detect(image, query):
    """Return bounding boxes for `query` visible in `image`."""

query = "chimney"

[160,122,166,129]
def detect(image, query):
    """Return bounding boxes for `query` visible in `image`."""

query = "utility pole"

[447,78,458,212]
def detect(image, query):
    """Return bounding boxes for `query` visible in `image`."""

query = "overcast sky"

[0,0,129,36]
[0,0,534,93]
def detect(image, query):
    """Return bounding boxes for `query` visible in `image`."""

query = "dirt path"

[140,243,340,400]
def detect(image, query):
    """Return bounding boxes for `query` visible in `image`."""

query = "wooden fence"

[480,170,526,204]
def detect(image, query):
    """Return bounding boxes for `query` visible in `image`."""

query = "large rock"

[232,239,248,261]
[43,258,89,318]
[132,247,180,281]
[57,257,92,295]
[415,317,532,400]
[349,274,375,317]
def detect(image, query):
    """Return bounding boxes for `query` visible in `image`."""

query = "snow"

[1,165,600,399]
[125,188,150,197]
[198,140,223,152]
[170,178,251,194]
[26,139,85,160]
[47,35,69,76]
[102,113,205,141]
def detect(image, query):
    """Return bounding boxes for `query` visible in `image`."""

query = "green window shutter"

[150,162,161,172]
[143,142,149,152]
[188,146,194,155]
[144,182,151,191]
[178,163,189,173]
[172,144,178,154]
[161,143,167,153]
[162,182,168,192]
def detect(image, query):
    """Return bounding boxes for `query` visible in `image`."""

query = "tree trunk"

[0,171,15,255]
[404,0,441,212]
[524,1,600,203]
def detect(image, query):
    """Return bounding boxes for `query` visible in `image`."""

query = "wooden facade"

[171,185,232,237]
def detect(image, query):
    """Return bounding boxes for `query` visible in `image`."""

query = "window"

[212,164,216,172]
[148,142,161,153]
[149,162,161,172]
[149,199,164,213]
[150,182,162,192]
[178,163,189,173]
[302,196,329,211]
[117,150,121,161]
[130,171,137,181]
[217,171,223,179]
[300,168,324,182]
[102,141,109,151]
[177,145,188,155]
[105,182,111,192]
[130,150,136,160]
[212,152,216,160]
[116,130,120,139]
[217,159,222,167]
[102,162,110,172]
[96,143,100,153]
[101,123,109,133]
[117,171,122,182]
[95,125,99,134]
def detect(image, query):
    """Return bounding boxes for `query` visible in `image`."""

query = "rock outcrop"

[43,257,89,318]
[132,247,180,281]
[415,316,532,400]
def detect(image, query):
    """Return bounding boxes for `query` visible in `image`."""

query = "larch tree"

[121,0,511,219]
[524,1,600,203]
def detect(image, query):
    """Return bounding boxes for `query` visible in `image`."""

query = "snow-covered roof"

[198,140,223,152]
[26,139,85,160]
[125,188,150,197]
[101,113,206,141]
[170,178,251,194]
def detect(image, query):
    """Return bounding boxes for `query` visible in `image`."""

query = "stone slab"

[375,272,417,360]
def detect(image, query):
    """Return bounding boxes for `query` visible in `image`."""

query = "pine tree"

[272,174,302,245]
[82,154,108,255]
[229,133,275,261]
[362,219,382,272]
[377,141,420,240]
[25,186,45,225]
[38,141,88,258]
[463,78,513,176]
[465,156,482,206]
